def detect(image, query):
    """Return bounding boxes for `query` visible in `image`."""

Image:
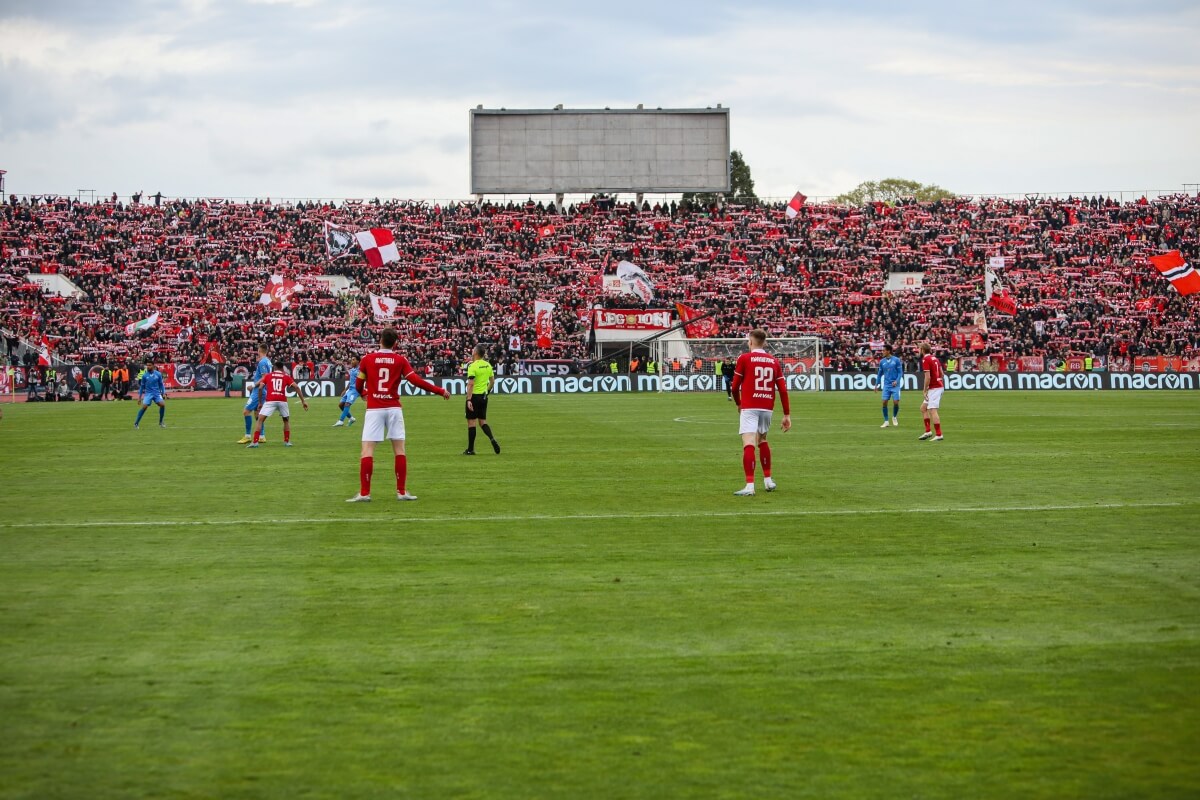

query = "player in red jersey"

[246,367,308,448]
[918,343,945,441]
[729,329,792,496]
[346,328,450,502]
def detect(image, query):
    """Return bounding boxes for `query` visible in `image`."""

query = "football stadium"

[1,3,1198,798]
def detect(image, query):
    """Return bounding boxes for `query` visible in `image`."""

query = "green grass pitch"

[0,390,1197,799]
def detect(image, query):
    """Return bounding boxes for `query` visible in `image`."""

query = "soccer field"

[0,390,1197,799]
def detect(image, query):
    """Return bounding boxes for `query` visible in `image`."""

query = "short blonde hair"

[749,329,768,345]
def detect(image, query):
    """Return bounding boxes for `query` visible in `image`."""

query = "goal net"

[650,337,823,392]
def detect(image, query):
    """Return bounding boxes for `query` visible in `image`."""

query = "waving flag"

[534,300,555,349]
[202,340,225,364]
[355,228,400,268]
[616,260,655,302]
[369,292,399,321]
[37,335,53,367]
[985,267,1017,315]
[324,221,356,260]
[675,303,719,338]
[1149,250,1200,296]
[258,275,304,310]
[785,192,807,219]
[124,310,160,336]
[537,224,556,239]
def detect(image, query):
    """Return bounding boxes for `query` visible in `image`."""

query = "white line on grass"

[0,501,1186,529]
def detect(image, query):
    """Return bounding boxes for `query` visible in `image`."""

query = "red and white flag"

[37,335,53,367]
[985,267,1018,315]
[534,299,555,349]
[537,224,556,239]
[1148,250,1200,296]
[369,292,399,321]
[258,275,304,310]
[675,303,719,338]
[355,228,400,268]
[785,192,807,219]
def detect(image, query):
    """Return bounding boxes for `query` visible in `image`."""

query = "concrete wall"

[470,108,730,194]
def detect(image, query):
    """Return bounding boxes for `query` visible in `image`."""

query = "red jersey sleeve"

[774,359,790,415]
[398,355,447,396]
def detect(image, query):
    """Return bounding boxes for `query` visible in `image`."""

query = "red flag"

[537,225,556,239]
[987,293,1017,316]
[1134,297,1155,311]
[785,192,807,219]
[848,291,865,305]
[202,340,225,364]
[675,303,719,338]
[1148,250,1200,296]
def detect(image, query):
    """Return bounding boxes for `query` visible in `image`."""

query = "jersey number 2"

[376,366,391,393]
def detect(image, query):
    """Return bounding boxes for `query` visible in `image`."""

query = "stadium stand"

[2,193,1197,376]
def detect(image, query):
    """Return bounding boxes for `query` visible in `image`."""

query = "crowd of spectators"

[1,191,1197,375]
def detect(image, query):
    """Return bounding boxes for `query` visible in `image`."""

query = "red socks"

[395,455,407,494]
[924,418,932,433]
[360,457,373,496]
[283,428,290,443]
[758,442,772,478]
[934,423,942,436]
[742,445,756,483]
[252,430,260,444]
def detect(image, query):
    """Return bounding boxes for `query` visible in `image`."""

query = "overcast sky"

[2,0,1198,202]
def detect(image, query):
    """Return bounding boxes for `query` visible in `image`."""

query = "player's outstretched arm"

[403,369,450,400]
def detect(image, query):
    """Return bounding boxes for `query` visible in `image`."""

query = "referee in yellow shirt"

[464,345,501,455]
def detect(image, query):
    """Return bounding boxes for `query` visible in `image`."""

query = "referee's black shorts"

[465,393,489,420]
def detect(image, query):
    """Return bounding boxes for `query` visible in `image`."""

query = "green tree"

[683,150,757,208]
[834,178,955,207]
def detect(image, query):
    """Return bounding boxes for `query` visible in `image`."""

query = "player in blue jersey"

[876,344,904,427]
[134,358,167,429]
[333,360,360,427]
[238,343,271,444]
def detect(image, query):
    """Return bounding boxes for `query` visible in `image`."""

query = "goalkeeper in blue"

[876,344,904,428]
[333,360,360,427]
[238,343,271,444]
[134,358,167,429]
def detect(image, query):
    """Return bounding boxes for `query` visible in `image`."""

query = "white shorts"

[739,408,773,436]
[362,407,406,442]
[925,387,944,409]
[260,400,290,419]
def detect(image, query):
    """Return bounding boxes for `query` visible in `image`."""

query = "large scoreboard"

[469,107,730,195]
